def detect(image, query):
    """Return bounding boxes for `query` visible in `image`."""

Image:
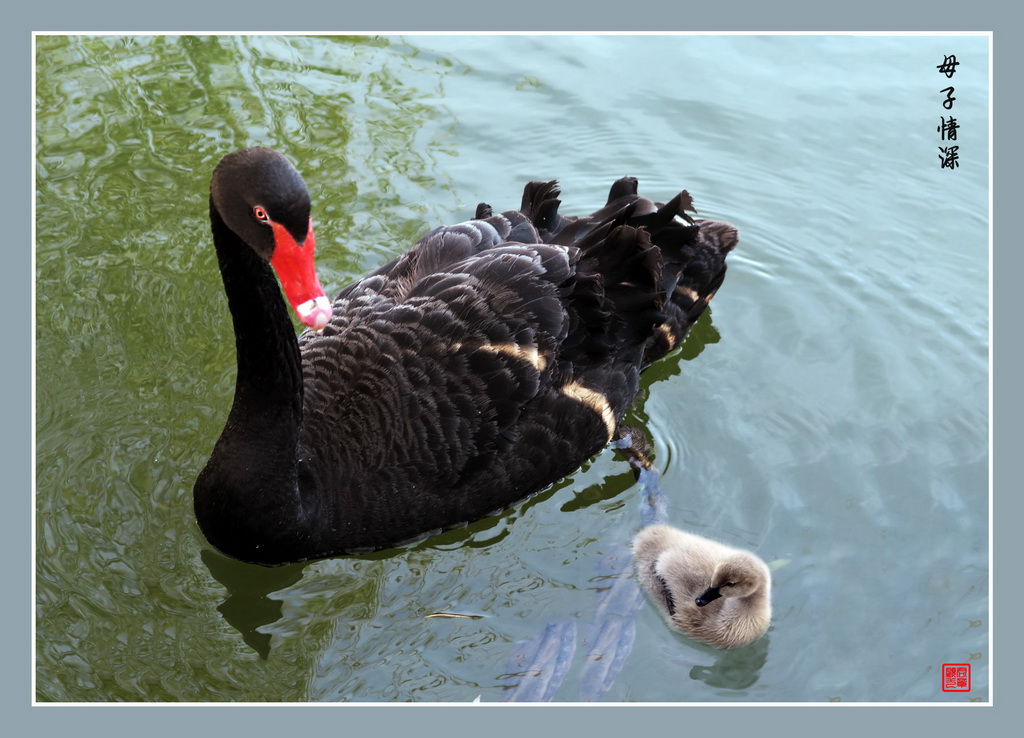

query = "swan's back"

[289,180,736,553]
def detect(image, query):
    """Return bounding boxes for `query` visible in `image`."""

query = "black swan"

[194,147,738,566]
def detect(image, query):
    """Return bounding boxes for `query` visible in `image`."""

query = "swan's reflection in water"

[201,549,307,659]
[502,430,658,701]
[502,429,769,701]
[577,543,643,701]
[501,620,578,702]
[688,638,770,691]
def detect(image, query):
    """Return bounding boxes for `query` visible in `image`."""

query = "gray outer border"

[13,0,1017,734]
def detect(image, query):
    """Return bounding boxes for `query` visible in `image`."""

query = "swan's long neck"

[194,203,313,564]
[211,202,304,413]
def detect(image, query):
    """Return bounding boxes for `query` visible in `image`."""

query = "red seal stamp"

[941,663,971,692]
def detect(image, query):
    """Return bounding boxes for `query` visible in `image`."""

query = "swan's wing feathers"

[540,179,736,364]
[555,224,664,368]
[606,176,638,203]
[642,217,739,362]
[295,177,736,552]
[300,240,575,495]
[333,214,542,305]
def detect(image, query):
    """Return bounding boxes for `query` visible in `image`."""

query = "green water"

[35,34,989,702]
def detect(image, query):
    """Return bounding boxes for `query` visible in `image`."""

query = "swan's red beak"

[268,218,332,331]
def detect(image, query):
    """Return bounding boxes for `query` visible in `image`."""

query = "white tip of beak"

[296,295,333,332]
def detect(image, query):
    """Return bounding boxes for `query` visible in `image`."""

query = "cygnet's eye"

[253,206,270,223]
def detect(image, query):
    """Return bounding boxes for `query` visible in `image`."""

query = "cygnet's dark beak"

[695,586,722,607]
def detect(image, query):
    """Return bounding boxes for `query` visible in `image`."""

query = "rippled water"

[35,34,989,702]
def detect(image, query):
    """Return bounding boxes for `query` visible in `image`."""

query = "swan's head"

[695,553,769,606]
[211,147,331,331]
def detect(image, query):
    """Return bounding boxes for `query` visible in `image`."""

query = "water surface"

[35,34,989,702]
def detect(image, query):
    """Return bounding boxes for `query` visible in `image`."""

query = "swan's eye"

[253,206,270,222]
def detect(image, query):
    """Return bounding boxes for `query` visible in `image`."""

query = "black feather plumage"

[194,148,738,565]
